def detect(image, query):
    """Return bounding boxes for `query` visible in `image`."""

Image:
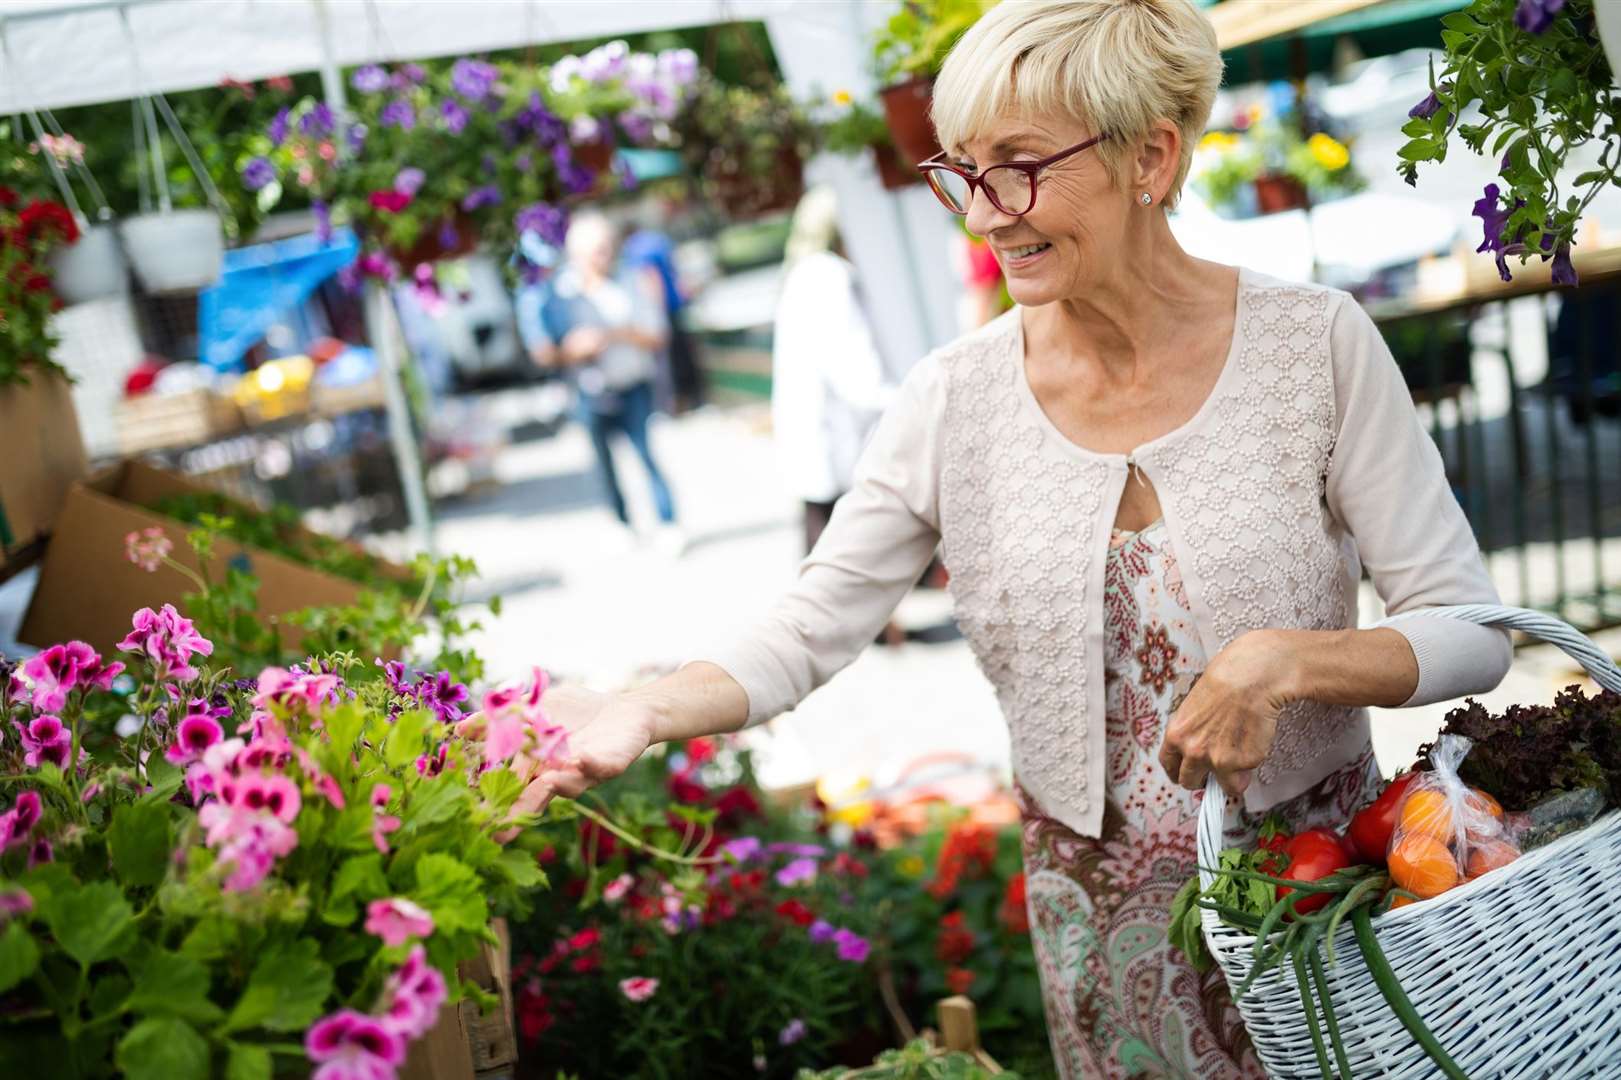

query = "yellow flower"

[1308,133,1350,171]
[898,855,926,878]
[833,89,853,107]
[1199,131,1239,153]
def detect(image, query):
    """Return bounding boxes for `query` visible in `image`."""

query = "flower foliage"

[0,187,79,386]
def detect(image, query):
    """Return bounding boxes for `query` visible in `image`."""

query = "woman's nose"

[964,188,1018,239]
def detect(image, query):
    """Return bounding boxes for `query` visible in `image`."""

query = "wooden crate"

[115,389,241,454]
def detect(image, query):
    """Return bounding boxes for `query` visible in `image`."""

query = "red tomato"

[1276,829,1353,916]
[1345,773,1420,865]
[1256,831,1289,876]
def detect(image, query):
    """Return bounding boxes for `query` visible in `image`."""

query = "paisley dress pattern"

[1019,520,1379,1078]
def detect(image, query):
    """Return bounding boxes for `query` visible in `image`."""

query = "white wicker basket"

[1197,604,1621,1079]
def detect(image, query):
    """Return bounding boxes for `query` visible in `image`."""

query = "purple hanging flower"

[351,64,389,94]
[659,48,698,87]
[1514,0,1566,33]
[1407,82,1453,122]
[313,199,333,244]
[514,201,568,247]
[461,185,502,212]
[299,102,335,138]
[439,99,470,136]
[1471,183,1521,281]
[451,58,499,102]
[569,115,602,144]
[392,63,426,90]
[437,220,461,253]
[241,157,276,191]
[1551,243,1578,287]
[268,106,291,148]
[551,145,596,196]
[394,167,426,197]
[380,99,416,130]
[358,251,396,280]
[515,92,564,145]
[346,122,368,154]
[617,111,655,145]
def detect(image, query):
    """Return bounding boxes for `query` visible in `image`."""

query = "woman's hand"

[524,684,658,802]
[1159,630,1297,798]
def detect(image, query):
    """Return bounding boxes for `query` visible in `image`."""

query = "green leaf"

[1574,170,1610,187]
[478,767,525,810]
[109,800,173,889]
[223,938,333,1034]
[402,775,470,831]
[89,972,132,1017]
[115,1017,210,1080]
[1398,138,1440,162]
[1401,117,1432,139]
[322,853,390,926]
[1439,28,1469,50]
[180,916,236,961]
[324,701,366,754]
[328,805,379,852]
[225,1043,271,1080]
[411,853,487,934]
[495,848,547,889]
[45,881,136,967]
[144,755,184,800]
[1440,11,1482,32]
[128,950,223,1023]
[0,922,40,993]
[384,709,429,769]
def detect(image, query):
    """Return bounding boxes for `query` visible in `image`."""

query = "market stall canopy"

[0,0,786,112]
[1201,0,1468,84]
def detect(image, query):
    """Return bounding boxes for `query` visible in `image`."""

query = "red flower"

[517,988,554,1040]
[18,199,78,245]
[936,911,975,965]
[569,953,599,974]
[537,844,558,865]
[23,273,51,293]
[928,821,997,899]
[668,774,707,805]
[579,819,618,860]
[567,927,601,952]
[705,894,737,924]
[999,872,1029,934]
[946,967,976,995]
[832,852,869,878]
[775,899,816,927]
[0,186,18,208]
[852,828,878,851]
[685,737,716,766]
[713,785,761,821]
[368,189,413,213]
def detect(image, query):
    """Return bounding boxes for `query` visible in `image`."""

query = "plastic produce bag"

[1387,734,1519,901]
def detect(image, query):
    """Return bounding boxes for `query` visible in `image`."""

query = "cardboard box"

[401,920,515,1080]
[115,389,242,455]
[19,460,388,657]
[0,373,89,562]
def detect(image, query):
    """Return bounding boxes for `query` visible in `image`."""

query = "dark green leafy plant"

[872,0,999,86]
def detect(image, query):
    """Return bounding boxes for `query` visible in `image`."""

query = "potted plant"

[816,90,919,190]
[1399,0,1619,286]
[8,128,130,305]
[676,77,815,219]
[546,40,702,183]
[872,0,999,165]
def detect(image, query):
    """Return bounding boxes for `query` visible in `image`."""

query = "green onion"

[1351,907,1469,1080]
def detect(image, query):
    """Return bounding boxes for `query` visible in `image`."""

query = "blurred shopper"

[518,211,683,554]
[622,194,705,415]
[771,186,893,555]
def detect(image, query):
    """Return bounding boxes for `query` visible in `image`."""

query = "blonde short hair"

[932,0,1222,209]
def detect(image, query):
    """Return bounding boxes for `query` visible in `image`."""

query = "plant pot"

[872,142,922,190]
[880,76,943,166]
[119,209,224,294]
[1253,174,1308,215]
[572,135,616,174]
[1597,0,1621,86]
[387,215,480,269]
[48,223,127,305]
[705,146,805,219]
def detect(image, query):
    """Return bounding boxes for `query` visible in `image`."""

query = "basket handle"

[1197,604,1621,888]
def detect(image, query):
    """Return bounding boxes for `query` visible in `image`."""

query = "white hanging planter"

[1598,0,1621,87]
[119,209,224,294]
[47,223,128,305]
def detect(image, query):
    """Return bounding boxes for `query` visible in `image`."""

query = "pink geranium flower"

[376,945,448,1040]
[253,667,341,719]
[27,837,52,868]
[0,888,32,923]
[124,526,173,572]
[370,783,402,853]
[477,668,569,769]
[118,605,213,683]
[165,710,224,766]
[619,976,659,1002]
[14,714,74,769]
[14,642,122,713]
[305,1009,407,1080]
[365,898,435,947]
[602,873,633,904]
[0,791,43,851]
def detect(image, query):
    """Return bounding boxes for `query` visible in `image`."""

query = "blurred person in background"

[517,211,684,554]
[622,190,706,415]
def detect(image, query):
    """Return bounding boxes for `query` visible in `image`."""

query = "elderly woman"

[531,1,1511,1074]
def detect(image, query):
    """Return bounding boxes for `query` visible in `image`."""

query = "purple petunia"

[807,920,836,944]
[514,201,568,247]
[312,198,332,245]
[551,145,596,196]
[299,102,335,139]
[241,157,276,191]
[346,122,368,154]
[392,62,426,90]
[379,99,416,131]
[393,167,426,197]
[1514,0,1566,33]
[1472,183,1521,282]
[462,185,502,212]
[268,106,290,148]
[1551,243,1578,287]
[451,58,499,102]
[351,64,389,94]
[439,99,470,136]
[1407,82,1452,122]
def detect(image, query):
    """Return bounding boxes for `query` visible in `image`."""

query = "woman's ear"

[1132,120,1183,204]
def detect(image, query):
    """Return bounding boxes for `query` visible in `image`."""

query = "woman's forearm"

[1269,627,1420,709]
[622,661,751,744]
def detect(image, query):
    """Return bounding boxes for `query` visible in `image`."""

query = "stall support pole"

[364,280,435,554]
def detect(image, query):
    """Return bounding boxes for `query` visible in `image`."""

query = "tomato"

[1275,829,1353,916]
[1346,773,1420,865]
[1465,838,1519,880]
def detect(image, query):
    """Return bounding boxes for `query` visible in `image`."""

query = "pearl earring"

[1140,192,1153,205]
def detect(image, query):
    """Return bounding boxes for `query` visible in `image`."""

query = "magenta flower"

[369,189,413,214]
[721,836,762,863]
[0,888,32,923]
[253,666,340,719]
[165,711,224,766]
[124,526,173,571]
[766,842,826,858]
[118,604,213,683]
[774,857,818,888]
[602,873,634,904]
[619,976,659,1002]
[14,714,73,769]
[0,790,43,851]
[478,668,568,771]
[832,928,870,963]
[27,837,52,869]
[306,1009,406,1080]
[16,641,123,713]
[365,897,435,947]
[376,945,448,1040]
[371,783,401,854]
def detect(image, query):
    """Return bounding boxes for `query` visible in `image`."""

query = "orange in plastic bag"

[1387,734,1519,902]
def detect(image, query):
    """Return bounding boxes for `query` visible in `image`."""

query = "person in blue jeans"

[515,212,682,552]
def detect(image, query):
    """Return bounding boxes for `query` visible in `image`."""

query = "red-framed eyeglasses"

[918,133,1110,217]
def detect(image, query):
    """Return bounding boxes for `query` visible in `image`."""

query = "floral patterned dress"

[1017,520,1379,1079]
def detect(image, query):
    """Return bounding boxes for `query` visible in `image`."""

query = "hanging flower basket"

[1252,173,1308,215]
[47,223,127,305]
[383,214,481,271]
[705,146,805,220]
[119,209,224,294]
[879,76,942,167]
